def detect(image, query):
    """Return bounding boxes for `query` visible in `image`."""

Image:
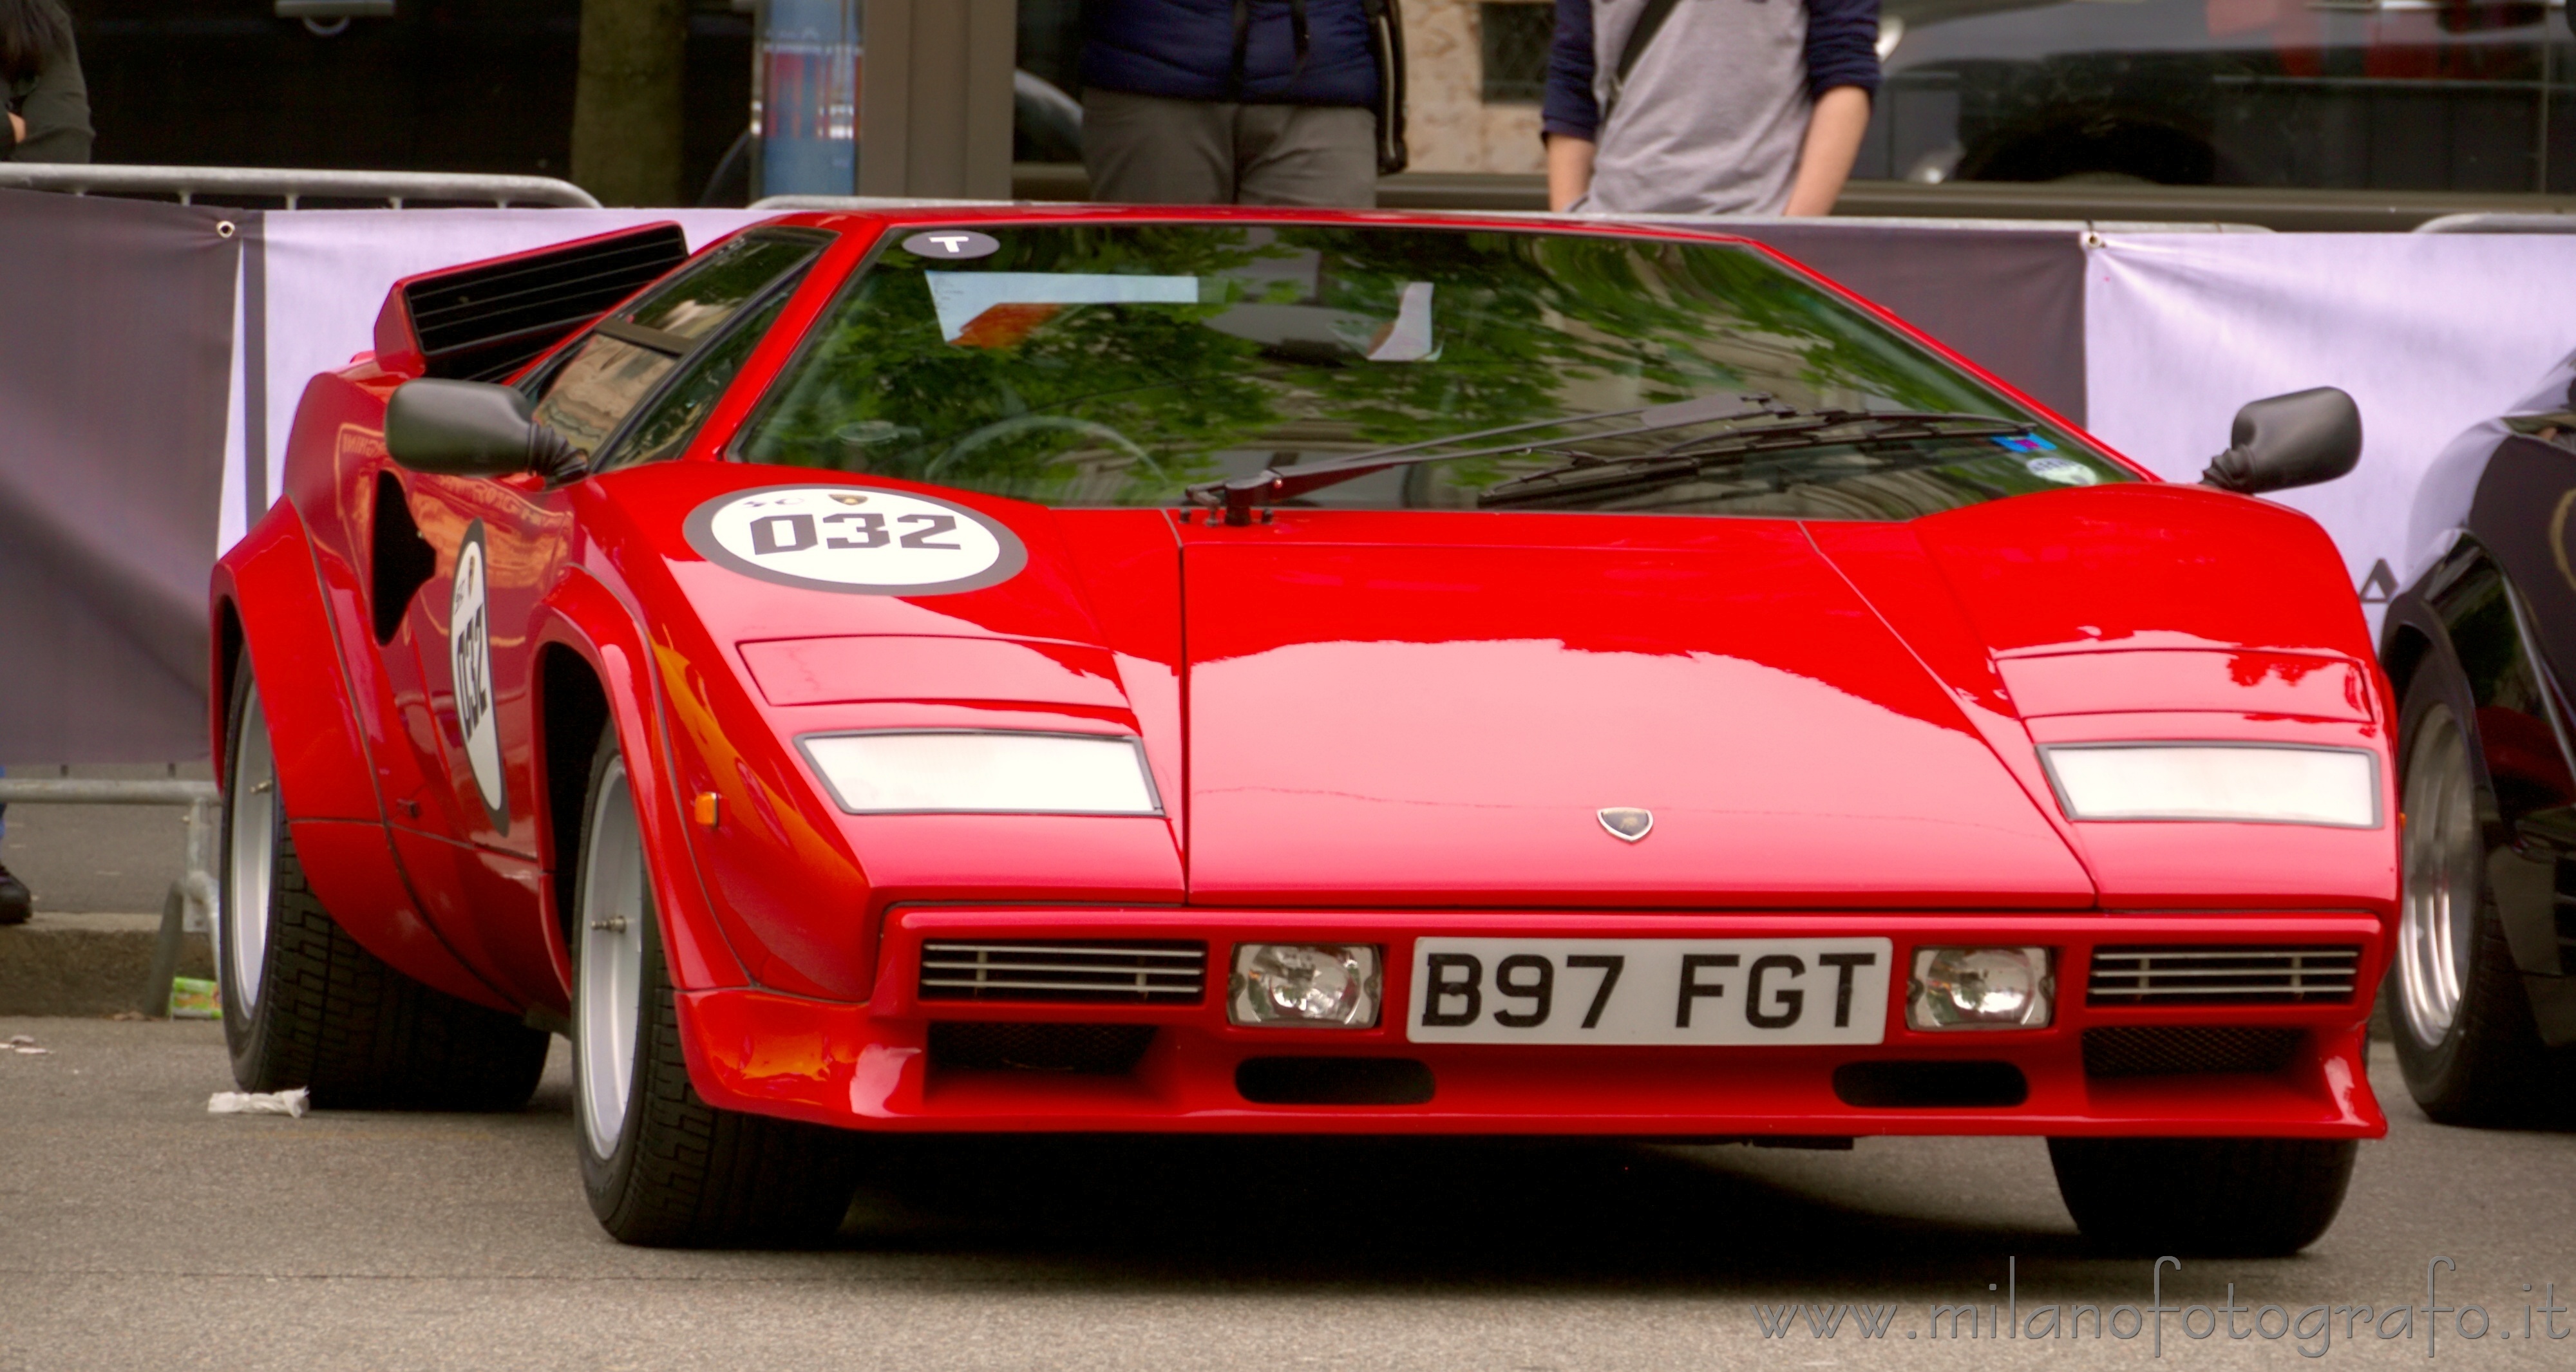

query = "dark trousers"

[1081,88,1379,207]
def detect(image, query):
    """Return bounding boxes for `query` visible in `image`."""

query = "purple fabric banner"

[0,190,240,762]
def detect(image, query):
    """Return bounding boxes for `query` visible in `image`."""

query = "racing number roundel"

[450,520,509,831]
[683,486,1027,596]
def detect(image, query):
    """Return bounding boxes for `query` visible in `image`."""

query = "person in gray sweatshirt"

[1542,0,1880,216]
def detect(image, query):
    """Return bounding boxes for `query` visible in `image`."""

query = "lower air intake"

[1236,1057,1436,1105]
[927,1022,1157,1075]
[2082,1026,2303,1078]
[1832,1060,2029,1109]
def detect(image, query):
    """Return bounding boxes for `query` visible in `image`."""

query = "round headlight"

[1909,946,2053,1029]
[1229,944,1383,1028]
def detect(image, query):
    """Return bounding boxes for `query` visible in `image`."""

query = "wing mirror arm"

[386,378,589,484]
[2199,386,2362,496]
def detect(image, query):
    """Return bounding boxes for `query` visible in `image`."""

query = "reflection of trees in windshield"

[733,225,2067,511]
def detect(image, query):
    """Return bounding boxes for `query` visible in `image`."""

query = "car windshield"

[731,223,2130,518]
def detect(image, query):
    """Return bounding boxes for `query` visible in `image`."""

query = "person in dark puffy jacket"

[1080,0,1387,207]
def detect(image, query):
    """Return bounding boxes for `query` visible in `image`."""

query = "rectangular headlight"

[799,731,1161,815]
[1909,947,2053,1029]
[1229,944,1383,1028]
[2040,744,2378,827]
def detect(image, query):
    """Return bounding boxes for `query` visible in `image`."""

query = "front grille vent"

[929,1022,1157,1075]
[919,940,1206,1004]
[2087,945,2360,1006]
[2082,1026,2303,1078]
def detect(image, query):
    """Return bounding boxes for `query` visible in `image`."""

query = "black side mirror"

[2200,387,2361,495]
[385,379,584,483]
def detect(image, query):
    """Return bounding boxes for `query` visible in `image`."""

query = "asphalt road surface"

[3,1019,2571,1372]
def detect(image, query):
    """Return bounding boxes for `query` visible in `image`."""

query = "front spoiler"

[673,908,2389,1138]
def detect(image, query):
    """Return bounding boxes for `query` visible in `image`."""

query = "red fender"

[210,503,377,820]
[532,568,751,992]
[211,500,515,1011]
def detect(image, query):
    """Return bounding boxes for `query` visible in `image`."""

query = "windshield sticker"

[902,230,1001,261]
[448,520,509,833]
[1364,281,1438,362]
[2024,455,2099,486]
[684,485,1028,596]
[1992,434,2058,453]
[925,272,1198,344]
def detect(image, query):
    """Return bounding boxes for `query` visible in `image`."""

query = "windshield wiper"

[1183,391,1805,524]
[1472,411,2036,509]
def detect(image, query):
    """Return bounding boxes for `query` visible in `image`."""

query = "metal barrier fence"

[0,163,601,210]
[2413,212,2576,234]
[0,778,222,1017]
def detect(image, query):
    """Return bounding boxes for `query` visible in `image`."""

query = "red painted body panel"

[531,565,752,993]
[1998,650,2371,722]
[674,907,2383,1138]
[212,503,379,822]
[216,206,2397,1142]
[208,494,513,1010]
[1175,512,2094,907]
[740,635,1130,708]
[291,822,513,1010]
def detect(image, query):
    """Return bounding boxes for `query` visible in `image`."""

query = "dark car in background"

[2380,359,2576,1123]
[1864,0,2576,192]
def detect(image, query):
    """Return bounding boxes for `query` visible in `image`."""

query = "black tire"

[2048,1136,2359,1255]
[218,663,549,1110]
[571,726,861,1247]
[2384,673,2566,1124]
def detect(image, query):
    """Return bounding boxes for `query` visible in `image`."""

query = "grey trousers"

[1081,88,1379,208]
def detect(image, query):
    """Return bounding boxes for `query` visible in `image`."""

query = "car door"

[382,230,829,1002]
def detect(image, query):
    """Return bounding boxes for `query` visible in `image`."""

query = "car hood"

[638,470,2374,912]
[1172,514,2095,907]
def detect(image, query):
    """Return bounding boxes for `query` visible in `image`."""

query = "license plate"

[1405,937,1895,1045]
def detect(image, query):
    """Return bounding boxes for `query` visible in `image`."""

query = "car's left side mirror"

[386,379,585,483]
[2199,386,2362,496]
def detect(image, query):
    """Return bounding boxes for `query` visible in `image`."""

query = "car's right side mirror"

[2200,386,2362,495]
[386,379,585,484]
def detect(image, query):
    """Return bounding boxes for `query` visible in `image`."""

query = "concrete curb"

[0,913,213,1017]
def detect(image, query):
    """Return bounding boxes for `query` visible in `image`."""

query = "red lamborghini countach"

[211,208,2389,1251]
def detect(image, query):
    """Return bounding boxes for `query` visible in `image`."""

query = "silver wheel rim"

[2398,704,2480,1046]
[224,685,277,1015]
[574,757,647,1160]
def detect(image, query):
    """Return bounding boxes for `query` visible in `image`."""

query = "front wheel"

[571,727,862,1246]
[2049,1136,2358,1255]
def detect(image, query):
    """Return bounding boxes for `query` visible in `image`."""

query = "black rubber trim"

[1831,1060,2029,1108]
[1236,1056,1435,1105]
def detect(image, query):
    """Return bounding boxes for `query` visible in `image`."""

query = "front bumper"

[676,908,2388,1138]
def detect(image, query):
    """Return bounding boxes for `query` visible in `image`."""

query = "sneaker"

[0,864,26,926]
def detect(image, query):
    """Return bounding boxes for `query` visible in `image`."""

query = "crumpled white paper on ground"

[207,1087,309,1117]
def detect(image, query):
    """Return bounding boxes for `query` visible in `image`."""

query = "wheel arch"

[212,501,380,824]
[214,500,518,1010]
[212,592,245,792]
[530,570,751,993]
[2394,543,2573,981]
[2378,619,2437,712]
